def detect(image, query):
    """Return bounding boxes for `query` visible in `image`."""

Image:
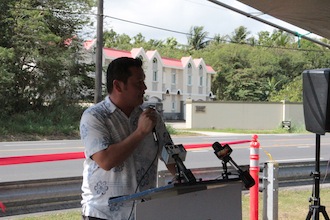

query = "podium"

[109,178,243,220]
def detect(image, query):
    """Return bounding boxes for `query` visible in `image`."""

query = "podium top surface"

[109,178,241,204]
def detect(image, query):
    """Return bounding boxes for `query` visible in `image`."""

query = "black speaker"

[303,68,330,134]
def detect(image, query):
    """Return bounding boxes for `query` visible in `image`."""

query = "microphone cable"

[127,129,160,220]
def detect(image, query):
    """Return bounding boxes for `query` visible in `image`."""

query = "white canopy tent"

[208,0,330,48]
[238,0,330,40]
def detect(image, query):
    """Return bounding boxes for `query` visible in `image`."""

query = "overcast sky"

[87,0,316,45]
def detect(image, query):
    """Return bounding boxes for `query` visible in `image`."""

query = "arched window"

[172,70,176,84]
[199,65,203,86]
[187,63,192,85]
[152,58,158,81]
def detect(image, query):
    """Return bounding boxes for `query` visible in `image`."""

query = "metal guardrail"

[0,177,82,217]
[0,161,329,218]
[158,161,330,187]
[275,160,330,187]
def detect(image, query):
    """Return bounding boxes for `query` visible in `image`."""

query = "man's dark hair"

[106,57,143,94]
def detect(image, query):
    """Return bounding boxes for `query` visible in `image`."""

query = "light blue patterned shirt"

[80,96,173,219]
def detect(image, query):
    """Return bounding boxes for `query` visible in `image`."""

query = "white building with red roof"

[84,40,216,120]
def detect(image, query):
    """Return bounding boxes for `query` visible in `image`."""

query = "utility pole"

[94,0,103,103]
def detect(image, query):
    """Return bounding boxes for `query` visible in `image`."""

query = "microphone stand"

[161,144,196,184]
[223,154,255,189]
[212,142,255,189]
[172,154,196,183]
[221,159,230,180]
[306,134,330,220]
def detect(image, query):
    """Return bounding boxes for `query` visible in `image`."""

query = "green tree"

[187,26,209,50]
[103,29,118,48]
[98,26,330,103]
[257,30,294,48]
[155,37,187,58]
[192,42,313,102]
[146,39,164,49]
[257,31,273,46]
[103,29,132,50]
[165,37,179,49]
[116,34,132,46]
[212,34,227,45]
[132,33,146,46]
[229,26,251,44]
[264,77,282,101]
[272,30,295,47]
[0,0,94,116]
[269,76,303,102]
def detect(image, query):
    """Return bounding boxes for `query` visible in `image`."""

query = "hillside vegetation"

[1,1,330,138]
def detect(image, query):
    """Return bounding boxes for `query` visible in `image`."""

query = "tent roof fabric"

[237,0,330,39]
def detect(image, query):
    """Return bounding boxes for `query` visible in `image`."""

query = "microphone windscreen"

[212,142,222,151]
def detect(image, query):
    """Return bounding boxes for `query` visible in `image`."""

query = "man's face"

[122,66,147,107]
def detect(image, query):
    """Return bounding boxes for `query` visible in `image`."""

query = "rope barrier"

[0,152,85,166]
[0,140,251,166]
[0,202,5,213]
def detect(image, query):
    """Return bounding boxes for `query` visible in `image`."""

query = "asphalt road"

[1,133,330,182]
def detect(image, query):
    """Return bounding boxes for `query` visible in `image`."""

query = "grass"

[15,210,82,220]
[13,187,330,220]
[242,187,330,220]
[186,125,309,134]
[166,124,308,136]
[0,105,308,142]
[0,105,85,141]
[165,124,202,136]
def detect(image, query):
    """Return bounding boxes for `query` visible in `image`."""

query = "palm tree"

[133,33,145,45]
[229,26,250,44]
[265,77,282,100]
[165,37,178,49]
[272,30,294,47]
[212,33,227,44]
[257,31,272,46]
[187,26,209,50]
[147,39,164,48]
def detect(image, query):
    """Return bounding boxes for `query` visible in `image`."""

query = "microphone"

[212,142,232,160]
[212,142,255,189]
[161,144,187,165]
[161,144,196,183]
[143,104,158,142]
[152,127,158,142]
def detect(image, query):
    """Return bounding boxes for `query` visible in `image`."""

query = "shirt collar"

[104,96,117,113]
[104,95,143,116]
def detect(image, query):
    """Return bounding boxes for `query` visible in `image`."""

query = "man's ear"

[113,80,123,93]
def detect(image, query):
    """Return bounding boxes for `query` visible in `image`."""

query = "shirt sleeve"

[80,109,112,158]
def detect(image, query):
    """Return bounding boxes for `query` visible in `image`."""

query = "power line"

[7,5,330,53]
[103,15,330,52]
[103,15,192,37]
[9,6,89,15]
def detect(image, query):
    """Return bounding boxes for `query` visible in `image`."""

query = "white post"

[262,161,279,220]
[185,99,193,129]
